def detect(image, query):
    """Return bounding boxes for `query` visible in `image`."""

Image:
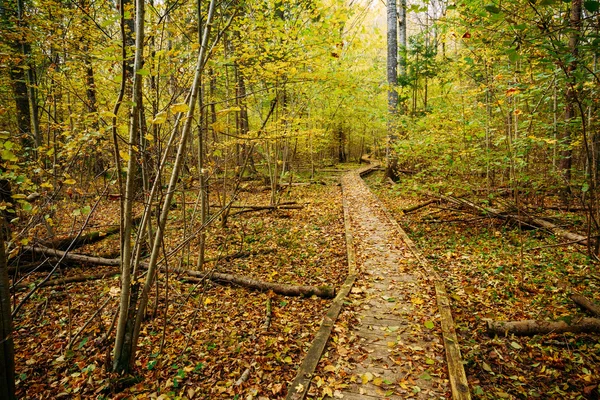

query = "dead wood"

[229,204,303,217]
[21,245,335,299]
[184,271,335,299]
[203,248,276,263]
[37,215,141,251]
[263,297,272,329]
[441,194,589,245]
[487,317,600,336]
[39,226,119,250]
[23,246,121,267]
[13,269,120,291]
[401,199,438,214]
[571,294,600,317]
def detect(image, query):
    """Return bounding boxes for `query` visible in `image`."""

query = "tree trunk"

[571,294,600,317]
[559,0,582,185]
[112,0,147,373]
[488,317,600,336]
[386,0,400,182]
[0,225,16,400]
[19,246,336,299]
[113,0,219,374]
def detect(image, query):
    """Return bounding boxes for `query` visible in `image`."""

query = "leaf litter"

[11,178,348,399]
[366,171,600,399]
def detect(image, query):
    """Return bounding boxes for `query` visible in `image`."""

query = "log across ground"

[288,165,470,399]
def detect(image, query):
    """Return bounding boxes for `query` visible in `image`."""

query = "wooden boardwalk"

[287,166,470,400]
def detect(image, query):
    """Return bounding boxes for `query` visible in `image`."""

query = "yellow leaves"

[323,364,336,373]
[63,179,76,185]
[170,103,189,114]
[119,150,130,162]
[216,107,241,116]
[100,110,117,119]
[204,297,214,305]
[360,372,373,384]
[151,112,167,125]
[410,297,424,305]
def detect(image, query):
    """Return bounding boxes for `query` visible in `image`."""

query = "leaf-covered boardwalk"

[289,166,468,399]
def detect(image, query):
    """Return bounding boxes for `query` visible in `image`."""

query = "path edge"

[285,165,376,400]
[361,170,472,400]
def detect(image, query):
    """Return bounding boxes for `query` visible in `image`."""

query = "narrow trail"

[287,165,469,399]
[333,168,450,399]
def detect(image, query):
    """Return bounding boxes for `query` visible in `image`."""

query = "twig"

[68,296,112,349]
[263,297,272,330]
[235,367,251,386]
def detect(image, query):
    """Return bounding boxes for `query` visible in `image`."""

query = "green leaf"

[136,68,150,76]
[2,149,17,161]
[510,341,523,350]
[582,182,589,192]
[584,0,599,11]
[77,337,88,349]
[507,49,521,63]
[147,360,157,370]
[419,371,432,381]
[483,362,494,373]
[484,3,501,13]
[424,320,435,329]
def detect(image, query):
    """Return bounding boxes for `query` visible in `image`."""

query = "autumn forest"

[0,0,599,398]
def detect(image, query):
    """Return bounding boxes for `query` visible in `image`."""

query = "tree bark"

[0,226,16,400]
[488,317,600,336]
[20,245,336,299]
[559,0,583,184]
[386,0,400,182]
[571,294,600,317]
[185,271,335,299]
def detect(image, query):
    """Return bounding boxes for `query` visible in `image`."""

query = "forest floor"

[10,169,350,399]
[365,171,600,399]
[8,163,600,399]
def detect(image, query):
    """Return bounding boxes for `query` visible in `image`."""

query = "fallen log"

[39,226,119,251]
[184,271,335,299]
[23,246,120,267]
[487,317,600,336]
[20,245,336,299]
[439,194,589,246]
[13,269,119,290]
[402,199,437,214]
[571,294,600,317]
[38,215,142,251]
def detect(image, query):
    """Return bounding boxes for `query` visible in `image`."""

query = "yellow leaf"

[144,134,154,141]
[119,150,130,162]
[170,103,189,113]
[151,112,167,125]
[322,386,333,397]
[216,107,241,116]
[361,372,373,384]
[204,297,213,305]
[323,365,336,373]
[63,179,76,185]
[100,110,117,119]
[411,297,424,305]
[373,377,383,386]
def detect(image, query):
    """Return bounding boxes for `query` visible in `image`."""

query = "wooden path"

[287,166,470,400]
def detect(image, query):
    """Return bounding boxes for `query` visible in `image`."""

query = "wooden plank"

[370,190,472,400]
[286,169,368,400]
[435,281,472,399]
